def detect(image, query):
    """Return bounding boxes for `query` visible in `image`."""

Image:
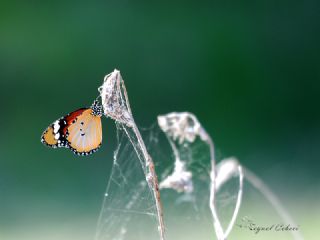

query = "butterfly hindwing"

[66,108,102,156]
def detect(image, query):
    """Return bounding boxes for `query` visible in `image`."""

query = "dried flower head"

[98,69,133,127]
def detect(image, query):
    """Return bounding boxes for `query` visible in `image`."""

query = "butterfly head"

[91,99,103,117]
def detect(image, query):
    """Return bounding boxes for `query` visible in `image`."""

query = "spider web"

[94,123,160,240]
[94,122,241,240]
[152,129,241,240]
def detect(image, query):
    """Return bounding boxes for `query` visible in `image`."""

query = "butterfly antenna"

[91,95,101,106]
[95,94,102,103]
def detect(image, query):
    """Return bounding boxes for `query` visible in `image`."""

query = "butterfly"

[41,100,103,156]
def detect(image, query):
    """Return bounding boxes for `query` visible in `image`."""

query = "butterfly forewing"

[41,118,69,148]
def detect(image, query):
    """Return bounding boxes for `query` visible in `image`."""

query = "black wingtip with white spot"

[41,123,69,149]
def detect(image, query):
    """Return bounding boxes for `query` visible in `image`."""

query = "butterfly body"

[41,101,103,156]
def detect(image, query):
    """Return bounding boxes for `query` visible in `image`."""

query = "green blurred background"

[0,0,319,239]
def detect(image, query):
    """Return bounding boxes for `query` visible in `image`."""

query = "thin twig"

[99,70,165,240]
[121,77,165,240]
[216,158,304,240]
[201,127,226,240]
[223,166,243,239]
[131,124,166,240]
[158,113,243,240]
[243,167,304,240]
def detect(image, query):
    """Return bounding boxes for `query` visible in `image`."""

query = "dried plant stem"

[121,81,165,240]
[203,129,225,240]
[223,166,243,239]
[99,70,165,240]
[201,128,244,240]
[200,129,243,240]
[243,167,304,240]
[216,158,303,240]
[157,113,244,240]
[131,125,165,240]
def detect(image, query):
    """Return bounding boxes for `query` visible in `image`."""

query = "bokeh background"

[0,1,319,239]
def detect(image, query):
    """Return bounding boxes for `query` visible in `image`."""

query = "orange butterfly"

[41,100,103,156]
